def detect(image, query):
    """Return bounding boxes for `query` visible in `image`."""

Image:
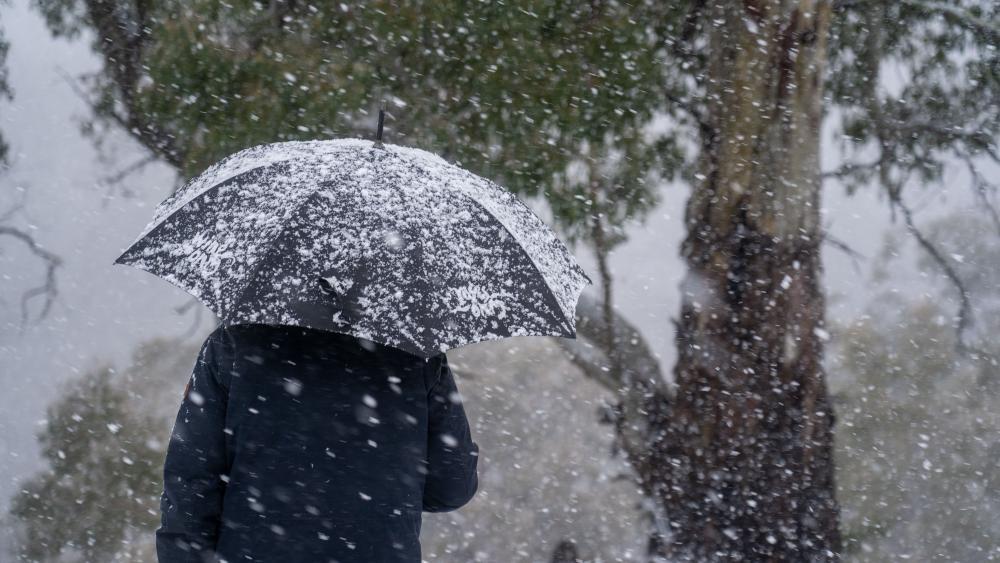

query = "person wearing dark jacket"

[156,323,479,562]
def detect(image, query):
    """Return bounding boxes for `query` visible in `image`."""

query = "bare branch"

[889,187,993,363]
[820,159,880,180]
[557,289,671,473]
[100,153,158,187]
[173,297,207,340]
[556,336,620,392]
[857,10,992,362]
[822,230,866,275]
[560,292,668,398]
[982,143,1000,166]
[60,0,186,169]
[0,226,62,326]
[0,193,25,223]
[963,156,1000,237]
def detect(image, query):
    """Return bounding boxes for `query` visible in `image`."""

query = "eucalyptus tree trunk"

[656,1,841,559]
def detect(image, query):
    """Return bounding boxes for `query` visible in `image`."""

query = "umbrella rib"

[471,198,574,333]
[117,163,285,260]
[142,143,360,239]
[226,188,331,323]
[118,162,319,321]
[389,149,581,334]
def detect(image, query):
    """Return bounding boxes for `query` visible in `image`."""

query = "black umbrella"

[114,135,591,357]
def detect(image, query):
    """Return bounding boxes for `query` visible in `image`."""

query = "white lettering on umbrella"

[450,285,509,319]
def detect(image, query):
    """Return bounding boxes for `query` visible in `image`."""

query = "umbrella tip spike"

[374,99,387,147]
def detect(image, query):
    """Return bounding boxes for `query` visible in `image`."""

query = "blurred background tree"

[15,0,999,560]
[5,338,195,562]
[827,0,1000,359]
[831,210,1000,560]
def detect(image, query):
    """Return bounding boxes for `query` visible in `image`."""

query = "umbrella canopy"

[114,138,591,357]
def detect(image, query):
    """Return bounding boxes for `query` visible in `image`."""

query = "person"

[155,323,480,562]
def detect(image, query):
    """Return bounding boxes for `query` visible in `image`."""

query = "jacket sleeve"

[422,353,480,512]
[156,327,232,562]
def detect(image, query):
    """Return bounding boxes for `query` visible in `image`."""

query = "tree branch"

[100,154,158,186]
[822,230,866,275]
[900,0,1000,44]
[888,183,993,363]
[559,291,674,496]
[820,159,880,180]
[557,292,668,398]
[557,335,621,392]
[0,226,63,326]
[857,8,992,362]
[963,156,1000,237]
[173,296,207,340]
[76,0,185,168]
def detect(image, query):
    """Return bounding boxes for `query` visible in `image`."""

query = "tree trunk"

[652,1,841,560]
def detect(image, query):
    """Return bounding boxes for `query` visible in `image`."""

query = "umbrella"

[114,134,591,357]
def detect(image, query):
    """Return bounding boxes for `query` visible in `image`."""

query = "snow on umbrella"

[114,137,591,357]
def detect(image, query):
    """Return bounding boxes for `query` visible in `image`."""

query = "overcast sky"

[0,0,977,532]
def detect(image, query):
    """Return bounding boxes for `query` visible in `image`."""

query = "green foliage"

[36,1,996,250]
[32,0,688,247]
[7,337,201,562]
[9,367,163,562]
[827,1,1000,195]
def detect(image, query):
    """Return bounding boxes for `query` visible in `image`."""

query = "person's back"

[156,323,479,562]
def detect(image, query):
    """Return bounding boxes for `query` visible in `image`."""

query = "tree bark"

[653,1,840,559]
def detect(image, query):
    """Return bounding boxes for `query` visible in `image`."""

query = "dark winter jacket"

[155,323,479,563]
